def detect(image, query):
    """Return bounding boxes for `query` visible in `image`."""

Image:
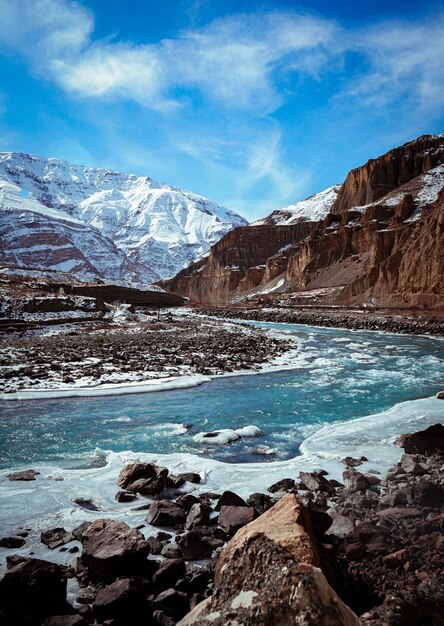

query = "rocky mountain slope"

[0,153,247,284]
[164,134,444,308]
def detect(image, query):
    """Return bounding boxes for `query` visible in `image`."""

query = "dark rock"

[0,536,26,548]
[437,390,444,400]
[214,491,247,511]
[147,536,164,555]
[146,501,186,527]
[80,519,150,578]
[345,542,367,561]
[93,578,146,625]
[395,423,444,454]
[341,456,367,467]
[185,503,211,530]
[72,521,92,542]
[73,497,101,511]
[161,543,183,559]
[177,472,201,484]
[218,506,256,535]
[166,474,185,489]
[115,490,138,503]
[153,589,189,620]
[267,478,295,493]
[246,492,274,515]
[342,469,366,492]
[299,471,333,493]
[41,527,74,550]
[176,494,200,511]
[6,469,40,481]
[414,482,444,507]
[117,462,168,496]
[177,531,218,561]
[153,558,186,589]
[0,557,67,625]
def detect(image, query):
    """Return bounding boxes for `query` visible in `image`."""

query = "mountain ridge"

[0,152,247,284]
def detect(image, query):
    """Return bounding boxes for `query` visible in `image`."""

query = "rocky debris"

[79,519,150,578]
[178,534,359,626]
[146,501,186,528]
[41,527,74,550]
[218,506,256,535]
[1,316,291,393]
[115,490,138,503]
[6,469,40,481]
[0,536,26,548]
[117,462,169,496]
[437,390,444,399]
[395,423,444,453]
[0,557,68,625]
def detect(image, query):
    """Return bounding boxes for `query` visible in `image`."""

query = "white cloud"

[345,15,444,114]
[0,0,337,113]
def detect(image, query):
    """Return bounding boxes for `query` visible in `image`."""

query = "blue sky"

[0,0,443,220]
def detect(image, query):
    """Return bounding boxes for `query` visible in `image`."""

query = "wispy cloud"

[344,14,444,115]
[0,0,338,113]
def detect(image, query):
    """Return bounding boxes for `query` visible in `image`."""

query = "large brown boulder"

[395,423,444,454]
[217,493,321,570]
[177,535,360,626]
[117,462,168,495]
[80,519,150,578]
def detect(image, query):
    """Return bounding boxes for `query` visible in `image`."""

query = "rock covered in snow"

[254,185,341,226]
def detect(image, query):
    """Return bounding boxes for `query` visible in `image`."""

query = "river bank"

[199,306,444,336]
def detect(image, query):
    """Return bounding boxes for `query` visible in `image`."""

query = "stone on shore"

[218,505,256,536]
[146,500,186,527]
[41,527,74,550]
[79,519,150,578]
[117,462,168,496]
[177,535,360,626]
[92,578,146,624]
[217,493,321,569]
[395,423,444,454]
[0,557,67,625]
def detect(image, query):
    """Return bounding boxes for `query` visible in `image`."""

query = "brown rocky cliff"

[333,134,444,214]
[162,222,314,304]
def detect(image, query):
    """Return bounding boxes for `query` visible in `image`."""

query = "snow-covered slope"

[254,184,341,226]
[0,152,247,283]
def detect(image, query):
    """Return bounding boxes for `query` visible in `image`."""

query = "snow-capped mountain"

[253,184,341,226]
[0,152,248,283]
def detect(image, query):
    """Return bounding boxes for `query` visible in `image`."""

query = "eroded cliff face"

[164,134,444,309]
[333,134,444,214]
[163,223,314,304]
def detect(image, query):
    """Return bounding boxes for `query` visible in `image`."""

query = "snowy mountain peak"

[253,184,341,226]
[0,152,248,283]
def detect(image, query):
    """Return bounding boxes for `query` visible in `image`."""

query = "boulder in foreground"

[395,423,444,454]
[79,519,150,578]
[178,535,359,626]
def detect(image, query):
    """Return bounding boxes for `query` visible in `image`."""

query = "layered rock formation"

[164,134,444,309]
